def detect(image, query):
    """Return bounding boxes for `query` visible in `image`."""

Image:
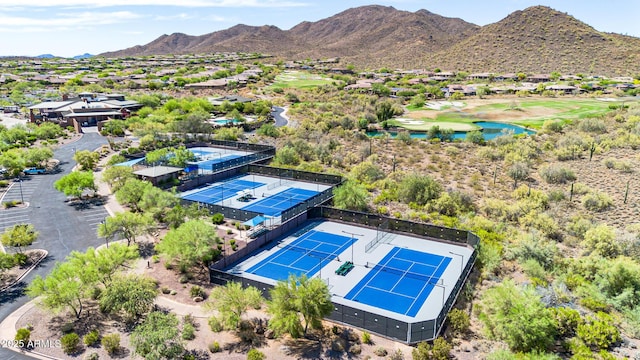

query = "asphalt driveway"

[0,132,108,360]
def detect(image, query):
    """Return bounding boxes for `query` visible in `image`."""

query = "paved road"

[271,106,288,127]
[0,133,108,360]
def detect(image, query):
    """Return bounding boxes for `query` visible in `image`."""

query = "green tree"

[332,180,369,211]
[145,148,170,165]
[0,253,16,275]
[33,122,64,139]
[349,161,385,184]
[131,311,184,360]
[213,127,243,141]
[267,274,333,337]
[101,166,135,193]
[398,174,442,206]
[0,149,26,177]
[256,123,280,138]
[73,150,100,171]
[99,275,157,320]
[273,146,300,166]
[477,280,556,352]
[23,147,54,167]
[206,282,263,329]
[1,224,38,253]
[155,219,220,270]
[376,101,395,122]
[97,211,153,247]
[54,171,96,198]
[68,243,139,287]
[138,186,180,223]
[167,146,196,168]
[27,261,94,319]
[115,179,153,212]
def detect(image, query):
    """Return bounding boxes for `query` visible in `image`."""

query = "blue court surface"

[247,230,353,281]
[242,188,318,216]
[182,179,264,204]
[345,248,451,317]
[185,154,243,172]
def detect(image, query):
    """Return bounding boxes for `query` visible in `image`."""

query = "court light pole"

[449,251,464,273]
[342,230,364,263]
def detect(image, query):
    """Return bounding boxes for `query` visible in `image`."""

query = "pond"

[367,121,535,141]
[212,119,243,125]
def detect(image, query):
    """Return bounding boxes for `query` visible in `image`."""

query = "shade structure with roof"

[243,215,267,227]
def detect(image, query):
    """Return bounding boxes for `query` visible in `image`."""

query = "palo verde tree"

[27,261,95,319]
[100,165,135,193]
[205,281,263,330]
[67,244,139,286]
[138,186,180,223]
[155,219,220,271]
[73,149,100,171]
[115,178,153,212]
[97,211,153,247]
[1,223,38,253]
[54,171,96,199]
[267,274,333,338]
[99,274,157,321]
[332,180,369,212]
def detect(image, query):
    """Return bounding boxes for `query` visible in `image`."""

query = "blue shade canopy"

[243,215,267,227]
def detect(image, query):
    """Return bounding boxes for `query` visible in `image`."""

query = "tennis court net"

[366,262,435,283]
[278,243,339,261]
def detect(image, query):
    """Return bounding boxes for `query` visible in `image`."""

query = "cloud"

[0,11,143,32]
[155,13,195,21]
[0,0,307,7]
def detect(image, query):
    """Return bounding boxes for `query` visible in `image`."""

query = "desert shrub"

[398,174,442,206]
[190,285,206,298]
[387,349,404,360]
[373,346,388,356]
[15,328,30,347]
[83,330,100,346]
[208,316,224,332]
[477,146,503,161]
[522,259,548,284]
[447,308,470,335]
[211,213,224,224]
[550,307,582,338]
[208,341,221,353]
[582,191,613,212]
[539,164,576,184]
[486,349,561,360]
[576,312,621,350]
[548,189,565,202]
[101,333,120,355]
[182,323,196,340]
[583,224,620,258]
[465,130,484,144]
[567,216,593,239]
[349,344,362,355]
[477,280,556,352]
[505,233,557,269]
[84,352,100,360]
[361,330,372,344]
[349,161,385,184]
[542,120,564,133]
[61,333,81,354]
[597,257,640,309]
[507,161,529,186]
[396,131,412,144]
[578,117,607,133]
[431,337,452,360]
[247,348,266,360]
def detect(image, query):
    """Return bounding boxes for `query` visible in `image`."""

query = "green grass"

[269,71,336,90]
[396,98,640,131]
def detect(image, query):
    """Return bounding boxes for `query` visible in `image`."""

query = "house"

[28,93,141,131]
[527,74,551,83]
[545,85,579,94]
[467,73,492,81]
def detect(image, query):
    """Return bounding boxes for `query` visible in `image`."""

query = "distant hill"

[72,53,93,59]
[100,5,640,75]
[36,54,55,59]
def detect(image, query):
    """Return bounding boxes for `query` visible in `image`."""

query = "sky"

[0,0,639,57]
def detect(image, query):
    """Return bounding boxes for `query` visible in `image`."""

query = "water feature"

[367,121,535,141]
[213,118,243,125]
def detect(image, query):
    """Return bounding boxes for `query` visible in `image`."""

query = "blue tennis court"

[194,154,242,169]
[344,248,451,317]
[242,188,318,216]
[182,179,264,204]
[247,230,353,281]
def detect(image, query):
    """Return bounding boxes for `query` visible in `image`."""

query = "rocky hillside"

[100,5,640,75]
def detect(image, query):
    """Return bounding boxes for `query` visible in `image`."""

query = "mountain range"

[100,5,640,76]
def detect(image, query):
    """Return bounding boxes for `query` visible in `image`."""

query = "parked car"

[23,167,46,175]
